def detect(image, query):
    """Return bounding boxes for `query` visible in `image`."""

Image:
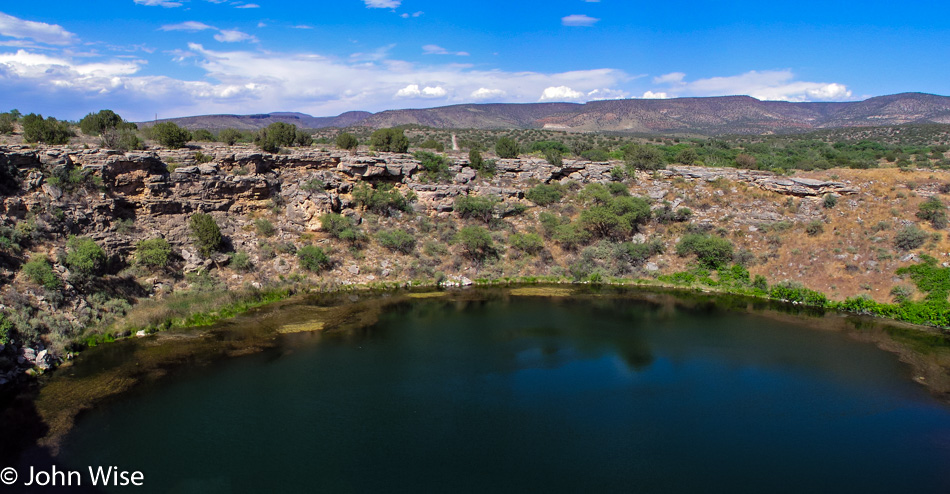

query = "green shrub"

[917,196,948,229]
[135,238,172,268]
[578,185,652,239]
[654,204,692,223]
[79,109,128,136]
[676,234,734,268]
[509,232,544,254]
[543,148,562,166]
[23,256,61,290]
[22,113,72,145]
[525,183,564,206]
[495,137,520,159]
[456,226,494,259]
[895,225,928,251]
[297,245,330,272]
[230,251,253,271]
[352,183,415,215]
[0,112,16,134]
[319,213,361,242]
[805,220,824,236]
[552,222,591,250]
[255,122,308,153]
[301,178,326,192]
[218,128,242,146]
[101,128,144,152]
[189,213,223,257]
[376,228,416,253]
[822,194,838,209]
[254,218,276,237]
[454,195,497,222]
[623,144,665,171]
[151,121,192,148]
[65,236,107,278]
[336,132,359,150]
[192,129,215,142]
[620,238,664,265]
[419,139,445,152]
[469,149,484,170]
[414,151,452,182]
[769,281,828,307]
[370,128,409,153]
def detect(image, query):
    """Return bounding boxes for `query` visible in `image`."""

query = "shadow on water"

[1,284,948,474]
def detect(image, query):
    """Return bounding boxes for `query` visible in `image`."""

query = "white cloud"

[656,70,852,102]
[236,3,260,8]
[292,25,314,29]
[395,84,447,98]
[0,42,627,120]
[213,29,257,43]
[422,44,469,56]
[364,0,400,8]
[641,91,668,99]
[653,72,685,84]
[587,88,628,100]
[539,85,585,101]
[160,21,215,32]
[470,88,506,99]
[133,0,184,7]
[0,12,77,45]
[561,15,599,27]
[400,11,424,18]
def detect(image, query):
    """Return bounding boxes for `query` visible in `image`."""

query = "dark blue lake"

[56,291,950,493]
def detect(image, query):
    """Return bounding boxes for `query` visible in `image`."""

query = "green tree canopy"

[370,128,410,153]
[495,137,520,159]
[151,122,192,148]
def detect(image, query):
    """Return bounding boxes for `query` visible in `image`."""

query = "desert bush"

[895,225,928,251]
[469,149,483,170]
[336,132,359,150]
[22,113,72,145]
[192,129,215,142]
[414,151,452,182]
[100,128,144,151]
[376,228,416,253]
[620,238,664,265]
[135,238,172,269]
[456,226,495,260]
[578,184,652,239]
[79,109,130,136]
[495,137,520,158]
[454,195,498,222]
[370,128,409,153]
[65,236,107,278]
[319,213,362,242]
[297,245,329,272]
[352,183,415,215]
[189,213,223,257]
[218,128,242,146]
[151,121,192,148]
[543,148,562,166]
[676,233,734,268]
[822,194,838,209]
[419,138,444,152]
[654,204,692,223]
[524,183,564,206]
[769,281,828,307]
[254,218,276,237]
[22,257,60,290]
[916,196,948,229]
[255,122,309,152]
[0,112,16,134]
[230,251,253,271]
[623,144,665,171]
[805,220,824,236]
[509,232,544,254]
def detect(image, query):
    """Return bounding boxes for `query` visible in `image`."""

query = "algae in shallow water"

[509,287,573,297]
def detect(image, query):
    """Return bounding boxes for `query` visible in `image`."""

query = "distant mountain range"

[143,93,950,135]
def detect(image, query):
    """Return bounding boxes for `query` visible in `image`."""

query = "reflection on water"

[4,286,950,493]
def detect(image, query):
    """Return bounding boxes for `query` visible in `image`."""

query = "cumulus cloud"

[0,40,627,120]
[133,0,184,7]
[422,44,469,56]
[586,88,629,100]
[539,85,585,101]
[641,91,668,99]
[213,29,256,43]
[395,84,447,98]
[561,15,599,27]
[364,0,400,8]
[160,21,215,31]
[235,3,260,8]
[0,12,77,45]
[654,70,852,102]
[470,87,506,100]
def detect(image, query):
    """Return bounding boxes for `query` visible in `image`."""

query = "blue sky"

[0,0,948,121]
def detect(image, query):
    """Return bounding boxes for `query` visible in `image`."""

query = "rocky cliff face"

[7,142,950,384]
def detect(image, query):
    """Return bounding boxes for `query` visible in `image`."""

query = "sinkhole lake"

[56,290,950,493]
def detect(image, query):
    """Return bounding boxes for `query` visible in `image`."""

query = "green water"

[56,293,950,493]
